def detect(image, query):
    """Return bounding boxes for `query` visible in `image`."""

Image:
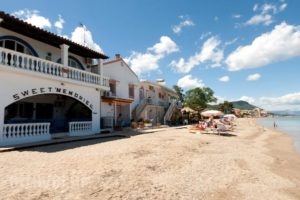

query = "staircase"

[132,99,148,121]
[163,101,177,125]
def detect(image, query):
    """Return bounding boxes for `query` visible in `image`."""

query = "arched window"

[68,56,84,69]
[0,36,38,57]
[57,56,84,70]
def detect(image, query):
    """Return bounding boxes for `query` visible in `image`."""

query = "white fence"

[0,47,110,87]
[1,123,51,146]
[69,121,93,136]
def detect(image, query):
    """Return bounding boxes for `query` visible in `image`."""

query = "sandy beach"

[0,118,300,200]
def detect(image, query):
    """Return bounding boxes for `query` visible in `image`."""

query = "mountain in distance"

[231,100,258,110]
[208,100,258,110]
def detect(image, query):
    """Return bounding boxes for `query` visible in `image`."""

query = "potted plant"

[144,119,152,127]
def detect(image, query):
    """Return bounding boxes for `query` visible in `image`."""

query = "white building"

[0,11,110,146]
[101,54,139,129]
[134,80,181,125]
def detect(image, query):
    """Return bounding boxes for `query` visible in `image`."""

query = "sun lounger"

[215,124,234,135]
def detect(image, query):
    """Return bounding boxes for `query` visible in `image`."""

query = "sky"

[1,0,300,111]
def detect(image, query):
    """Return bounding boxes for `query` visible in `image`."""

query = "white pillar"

[114,102,117,125]
[98,59,103,75]
[92,93,101,134]
[129,103,132,120]
[60,44,69,66]
[0,105,4,136]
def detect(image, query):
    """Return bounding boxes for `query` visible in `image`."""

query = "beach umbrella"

[181,107,197,113]
[201,110,224,117]
[223,114,236,121]
[224,114,236,118]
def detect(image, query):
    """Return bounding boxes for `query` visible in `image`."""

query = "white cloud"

[226,22,300,71]
[246,14,272,26]
[261,3,277,14]
[232,14,241,19]
[245,2,287,26]
[124,52,161,77]
[238,92,300,111]
[147,36,179,55]
[177,75,205,90]
[214,96,227,105]
[200,32,212,40]
[219,76,230,82]
[125,36,178,77]
[224,38,238,46]
[258,92,300,111]
[172,16,195,34]
[170,36,224,73]
[247,73,261,81]
[279,3,287,12]
[11,9,103,53]
[253,4,259,12]
[12,9,51,29]
[54,14,65,34]
[239,96,255,104]
[71,25,103,53]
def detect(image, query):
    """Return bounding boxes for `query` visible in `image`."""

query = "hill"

[231,100,258,110]
[208,100,258,110]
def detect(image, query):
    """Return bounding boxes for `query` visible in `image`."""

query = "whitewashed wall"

[103,59,140,112]
[0,70,101,134]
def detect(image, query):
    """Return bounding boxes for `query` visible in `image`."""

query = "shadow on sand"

[14,135,128,153]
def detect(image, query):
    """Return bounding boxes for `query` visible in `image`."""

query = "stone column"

[60,44,69,66]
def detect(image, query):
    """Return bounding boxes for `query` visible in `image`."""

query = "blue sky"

[2,0,300,111]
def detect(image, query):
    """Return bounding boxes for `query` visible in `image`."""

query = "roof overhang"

[0,11,109,59]
[102,96,134,104]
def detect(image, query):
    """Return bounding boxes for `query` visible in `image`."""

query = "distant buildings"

[233,108,268,118]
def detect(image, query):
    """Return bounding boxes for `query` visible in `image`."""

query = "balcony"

[0,47,110,89]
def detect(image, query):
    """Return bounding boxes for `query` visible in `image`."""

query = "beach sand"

[0,118,300,200]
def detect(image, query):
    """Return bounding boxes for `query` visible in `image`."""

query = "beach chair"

[215,124,233,135]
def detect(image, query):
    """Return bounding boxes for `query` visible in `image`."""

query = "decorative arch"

[11,87,94,110]
[0,35,39,57]
[4,94,92,133]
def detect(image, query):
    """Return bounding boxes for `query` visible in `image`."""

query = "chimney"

[115,54,121,59]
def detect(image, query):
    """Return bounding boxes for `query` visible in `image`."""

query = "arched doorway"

[4,94,92,134]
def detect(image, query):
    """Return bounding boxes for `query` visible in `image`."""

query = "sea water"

[259,117,300,153]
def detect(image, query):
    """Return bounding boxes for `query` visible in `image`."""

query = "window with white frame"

[0,37,36,56]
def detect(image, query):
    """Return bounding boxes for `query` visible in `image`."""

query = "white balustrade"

[0,47,110,88]
[69,121,93,136]
[1,123,51,146]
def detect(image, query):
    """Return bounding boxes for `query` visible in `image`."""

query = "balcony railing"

[0,47,110,88]
[69,121,93,136]
[1,123,51,146]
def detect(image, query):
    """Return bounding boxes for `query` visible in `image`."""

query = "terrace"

[0,47,110,89]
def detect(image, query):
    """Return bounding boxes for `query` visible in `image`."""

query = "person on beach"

[273,121,277,128]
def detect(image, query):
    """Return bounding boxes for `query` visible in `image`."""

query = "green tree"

[184,87,217,112]
[173,85,185,102]
[218,101,234,114]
